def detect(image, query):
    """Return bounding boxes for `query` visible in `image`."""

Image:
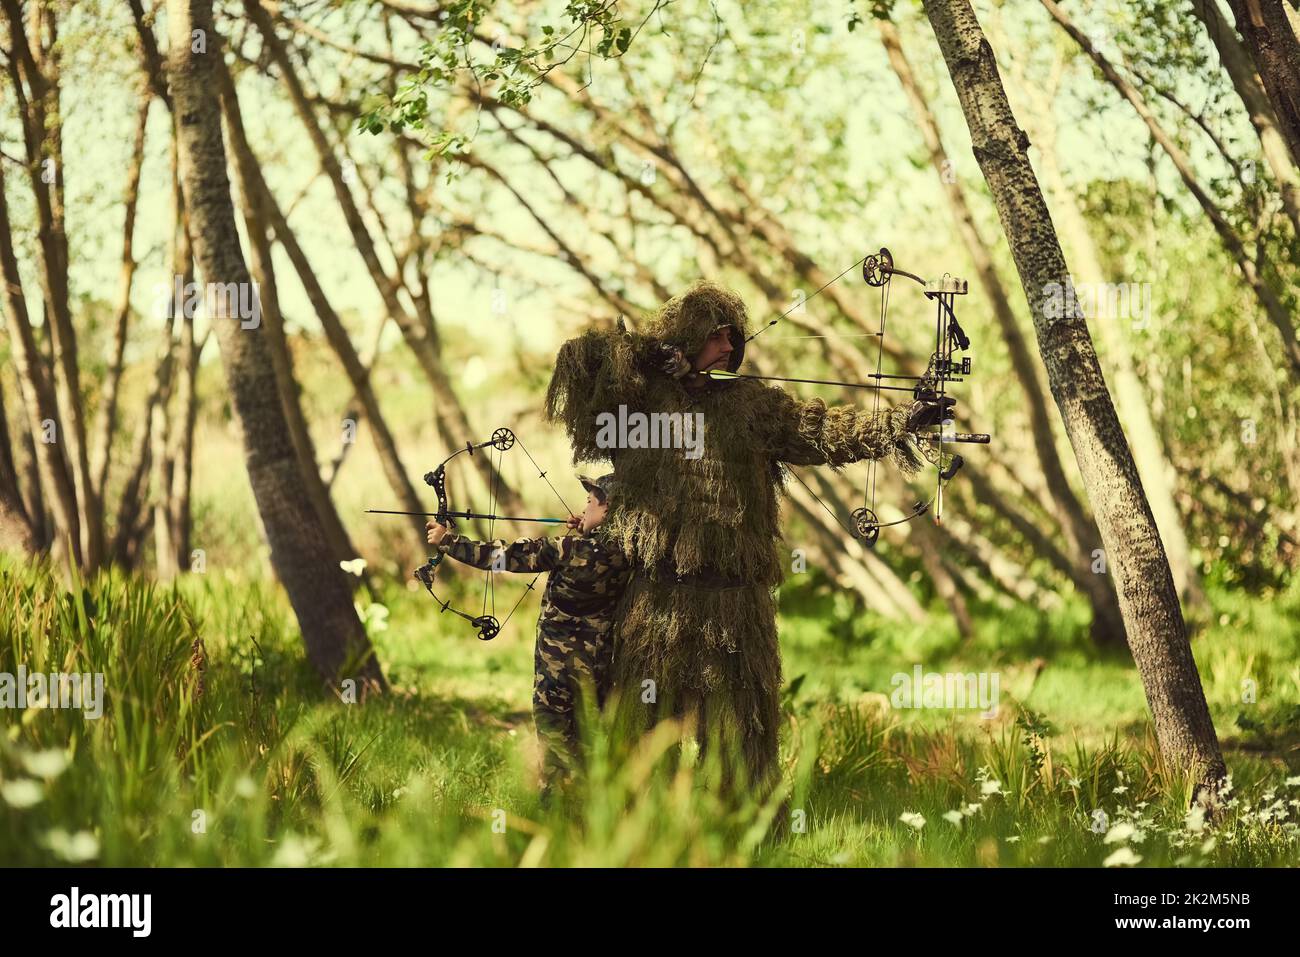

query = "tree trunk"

[18,422,48,550]
[0,379,36,554]
[153,141,192,582]
[94,90,151,502]
[1225,0,1300,169]
[113,339,174,569]
[150,334,178,580]
[0,155,80,566]
[169,308,200,569]
[922,0,1225,799]
[167,0,384,692]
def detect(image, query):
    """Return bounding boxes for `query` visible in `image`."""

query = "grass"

[0,555,1297,867]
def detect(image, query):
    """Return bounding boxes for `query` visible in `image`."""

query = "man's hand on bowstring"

[650,342,692,379]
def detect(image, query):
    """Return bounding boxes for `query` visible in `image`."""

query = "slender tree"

[922,0,1225,800]
[166,0,385,692]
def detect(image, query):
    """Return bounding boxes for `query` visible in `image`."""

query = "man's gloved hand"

[906,395,957,433]
[650,342,692,379]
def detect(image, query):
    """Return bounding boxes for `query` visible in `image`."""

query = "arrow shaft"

[703,369,928,394]
[366,509,568,523]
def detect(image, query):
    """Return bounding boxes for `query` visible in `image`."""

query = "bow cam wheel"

[863,248,894,287]
[850,507,881,548]
[490,428,516,452]
[473,615,501,641]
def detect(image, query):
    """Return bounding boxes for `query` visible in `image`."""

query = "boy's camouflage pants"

[532,623,612,787]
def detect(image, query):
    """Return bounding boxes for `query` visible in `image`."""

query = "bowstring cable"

[865,276,891,521]
[485,444,501,620]
[745,256,868,344]
[935,294,947,524]
[497,435,577,632]
[785,465,857,540]
[516,436,575,517]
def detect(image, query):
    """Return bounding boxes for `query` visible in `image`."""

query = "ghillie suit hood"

[643,280,749,373]
[546,280,921,787]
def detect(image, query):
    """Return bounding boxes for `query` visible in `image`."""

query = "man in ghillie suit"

[545,281,933,792]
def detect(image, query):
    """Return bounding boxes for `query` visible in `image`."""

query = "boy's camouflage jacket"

[436,530,632,641]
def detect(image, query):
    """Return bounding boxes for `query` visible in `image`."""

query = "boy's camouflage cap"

[577,472,618,502]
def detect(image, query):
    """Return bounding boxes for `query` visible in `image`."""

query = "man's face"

[581,490,609,532]
[692,326,734,373]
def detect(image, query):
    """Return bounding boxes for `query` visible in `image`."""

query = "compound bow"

[370,426,575,640]
[705,246,990,548]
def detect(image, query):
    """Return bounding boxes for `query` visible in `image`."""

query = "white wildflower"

[1,778,44,808]
[1103,847,1142,867]
[45,828,99,863]
[21,749,69,779]
[1104,821,1136,844]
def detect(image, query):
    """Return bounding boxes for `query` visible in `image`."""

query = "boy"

[426,473,630,792]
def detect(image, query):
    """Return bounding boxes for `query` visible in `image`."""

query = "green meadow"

[2,555,1296,867]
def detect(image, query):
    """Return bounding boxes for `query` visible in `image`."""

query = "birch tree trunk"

[922,0,1225,799]
[167,0,385,692]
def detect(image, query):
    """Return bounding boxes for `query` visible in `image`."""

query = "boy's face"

[580,490,609,533]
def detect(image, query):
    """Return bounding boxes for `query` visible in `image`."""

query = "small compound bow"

[369,426,574,640]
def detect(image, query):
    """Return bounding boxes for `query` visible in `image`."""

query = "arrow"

[366,509,570,524]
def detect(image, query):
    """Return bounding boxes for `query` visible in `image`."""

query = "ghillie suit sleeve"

[545,321,658,462]
[759,387,926,475]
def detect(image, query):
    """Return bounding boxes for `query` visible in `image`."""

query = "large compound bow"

[369,426,575,640]
[704,246,990,548]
